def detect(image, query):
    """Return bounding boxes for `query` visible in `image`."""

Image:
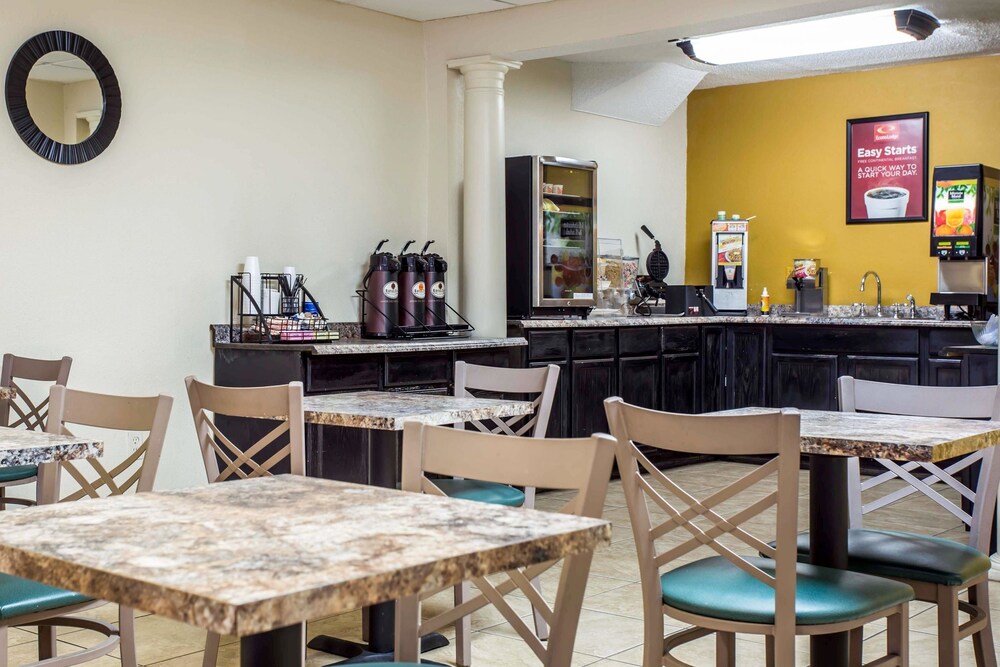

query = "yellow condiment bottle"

[761,288,771,315]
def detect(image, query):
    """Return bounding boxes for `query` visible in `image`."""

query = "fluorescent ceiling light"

[678,9,940,66]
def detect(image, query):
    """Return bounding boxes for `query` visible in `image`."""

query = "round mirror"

[26,52,103,145]
[5,31,121,165]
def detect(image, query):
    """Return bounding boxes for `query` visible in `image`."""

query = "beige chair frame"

[840,376,1000,667]
[0,354,72,507]
[7,384,174,667]
[394,421,614,667]
[185,377,306,667]
[451,361,560,663]
[605,397,910,667]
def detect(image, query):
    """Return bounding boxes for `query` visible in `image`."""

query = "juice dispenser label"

[934,179,977,239]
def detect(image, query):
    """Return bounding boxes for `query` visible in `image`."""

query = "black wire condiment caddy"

[229,273,337,344]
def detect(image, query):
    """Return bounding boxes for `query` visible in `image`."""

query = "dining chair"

[443,361,560,663]
[185,376,305,667]
[0,384,173,667]
[0,353,72,507]
[391,420,614,667]
[604,397,913,667]
[793,378,1000,667]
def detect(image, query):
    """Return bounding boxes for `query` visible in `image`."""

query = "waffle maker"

[633,225,717,316]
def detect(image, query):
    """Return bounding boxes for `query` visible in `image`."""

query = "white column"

[448,56,521,338]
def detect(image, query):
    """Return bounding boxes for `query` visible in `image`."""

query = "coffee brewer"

[421,240,448,327]
[362,240,400,338]
[397,241,428,328]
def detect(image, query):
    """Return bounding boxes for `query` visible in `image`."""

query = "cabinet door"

[530,361,569,439]
[844,355,919,385]
[662,353,700,414]
[618,356,660,411]
[701,327,726,413]
[727,326,767,408]
[926,358,963,387]
[771,354,838,410]
[570,358,616,437]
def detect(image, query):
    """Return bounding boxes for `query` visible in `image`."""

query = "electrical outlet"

[127,432,143,453]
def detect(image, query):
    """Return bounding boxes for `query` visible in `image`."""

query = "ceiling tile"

[340,0,514,21]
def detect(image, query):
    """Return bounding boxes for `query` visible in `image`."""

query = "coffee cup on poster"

[864,186,909,219]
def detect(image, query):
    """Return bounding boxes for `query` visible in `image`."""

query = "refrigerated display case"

[506,156,597,319]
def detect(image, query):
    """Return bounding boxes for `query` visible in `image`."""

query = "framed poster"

[846,112,929,224]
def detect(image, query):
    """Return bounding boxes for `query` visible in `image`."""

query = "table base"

[809,455,850,667]
[241,623,304,667]
[309,631,449,665]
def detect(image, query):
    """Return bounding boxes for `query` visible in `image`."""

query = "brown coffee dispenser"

[361,240,400,338]
[421,240,448,327]
[397,241,428,329]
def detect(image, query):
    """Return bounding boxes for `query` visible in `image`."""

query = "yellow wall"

[686,55,1000,307]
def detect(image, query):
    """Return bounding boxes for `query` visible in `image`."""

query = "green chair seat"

[0,573,91,620]
[435,479,525,507]
[0,465,38,484]
[661,556,913,626]
[795,529,991,587]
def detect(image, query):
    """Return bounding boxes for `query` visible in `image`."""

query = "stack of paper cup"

[242,256,262,314]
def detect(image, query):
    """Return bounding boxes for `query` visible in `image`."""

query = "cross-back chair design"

[2,384,174,667]
[447,361,561,662]
[394,421,614,667]
[0,353,72,507]
[605,398,913,667]
[185,376,305,667]
[824,377,1000,667]
[185,376,305,483]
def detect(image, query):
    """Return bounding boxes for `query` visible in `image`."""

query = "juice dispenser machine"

[930,164,1000,320]
[710,218,749,314]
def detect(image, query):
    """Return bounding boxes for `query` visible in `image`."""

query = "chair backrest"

[839,376,1000,552]
[401,420,614,666]
[0,354,72,431]
[604,398,801,664]
[185,376,305,483]
[454,362,559,438]
[45,385,172,502]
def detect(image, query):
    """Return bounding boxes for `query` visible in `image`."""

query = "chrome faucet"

[860,271,882,317]
[906,294,917,319]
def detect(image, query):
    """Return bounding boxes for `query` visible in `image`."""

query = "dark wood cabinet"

[926,358,963,387]
[662,354,699,414]
[532,360,569,438]
[701,327,727,413]
[570,358,616,437]
[618,356,659,411]
[770,353,838,410]
[727,327,767,408]
[844,355,919,385]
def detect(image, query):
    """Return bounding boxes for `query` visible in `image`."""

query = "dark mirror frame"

[5,30,121,165]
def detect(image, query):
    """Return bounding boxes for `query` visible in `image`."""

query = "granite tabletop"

[0,427,103,467]
[302,391,534,430]
[718,408,1000,462]
[0,475,611,636]
[0,387,14,401]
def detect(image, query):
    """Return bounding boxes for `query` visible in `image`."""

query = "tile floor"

[8,460,997,666]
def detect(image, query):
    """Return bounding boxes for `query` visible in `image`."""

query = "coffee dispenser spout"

[421,240,435,254]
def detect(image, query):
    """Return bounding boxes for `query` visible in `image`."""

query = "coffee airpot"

[362,239,400,338]
[397,241,428,328]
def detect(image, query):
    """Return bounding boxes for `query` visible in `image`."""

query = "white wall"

[0,0,427,490]
[505,59,687,275]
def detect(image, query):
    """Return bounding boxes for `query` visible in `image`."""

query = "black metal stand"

[309,429,450,665]
[241,623,304,667]
[809,455,850,667]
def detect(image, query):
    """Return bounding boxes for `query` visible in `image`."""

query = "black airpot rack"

[229,273,335,344]
[356,289,474,339]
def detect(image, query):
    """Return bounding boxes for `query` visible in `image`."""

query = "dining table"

[0,425,104,502]
[0,474,610,667]
[0,387,15,401]
[719,407,1000,667]
[298,390,535,663]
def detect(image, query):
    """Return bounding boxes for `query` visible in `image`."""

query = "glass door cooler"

[506,156,597,319]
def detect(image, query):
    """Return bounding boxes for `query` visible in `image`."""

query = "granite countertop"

[721,408,1000,462]
[0,388,14,401]
[0,427,103,467]
[214,327,526,355]
[516,315,978,329]
[302,391,534,430]
[0,475,611,637]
